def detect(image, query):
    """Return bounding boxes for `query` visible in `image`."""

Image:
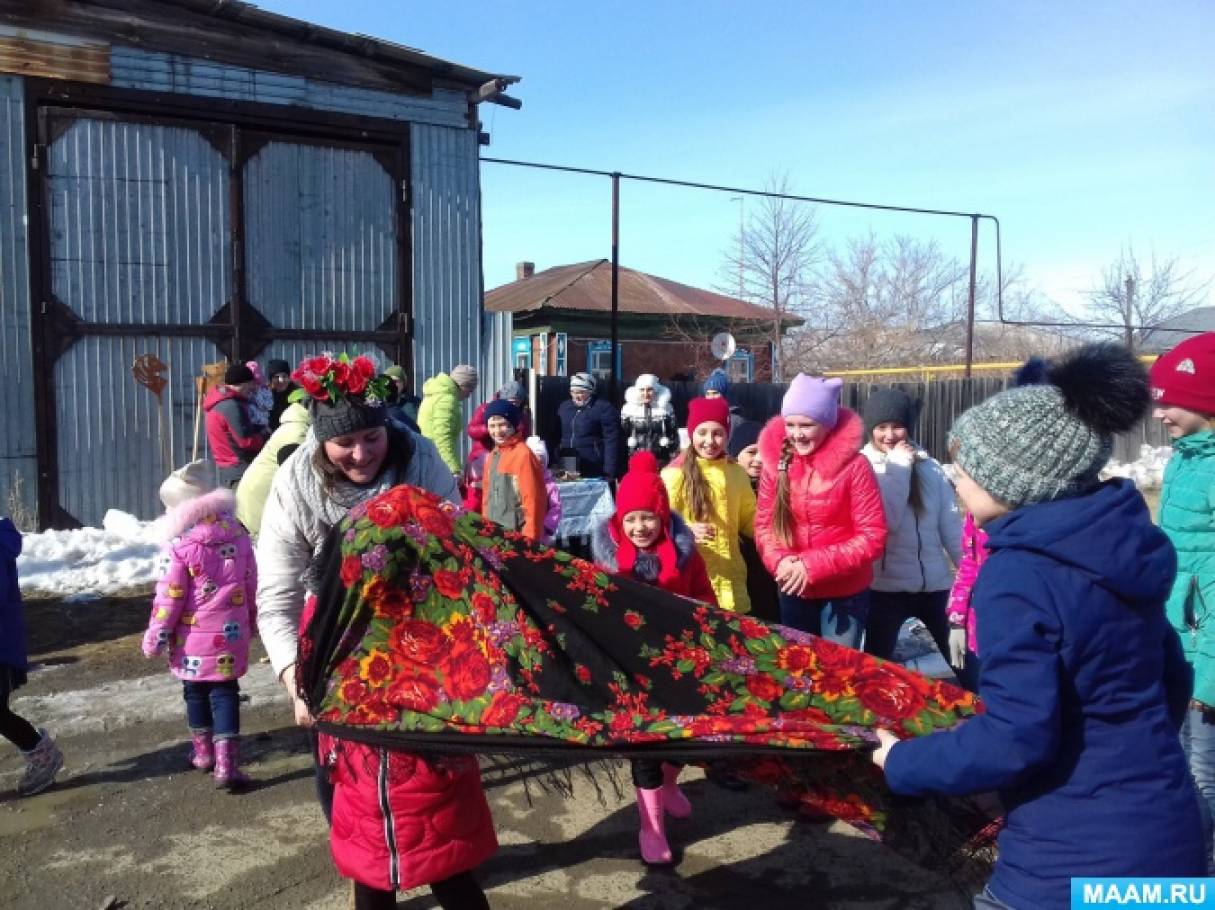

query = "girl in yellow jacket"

[661,397,756,613]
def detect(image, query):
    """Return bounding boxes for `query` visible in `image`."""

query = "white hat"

[159,460,215,510]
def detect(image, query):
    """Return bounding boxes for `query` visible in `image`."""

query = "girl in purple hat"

[754,374,887,648]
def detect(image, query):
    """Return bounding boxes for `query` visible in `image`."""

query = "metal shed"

[0,0,519,529]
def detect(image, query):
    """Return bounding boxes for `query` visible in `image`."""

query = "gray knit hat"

[450,364,479,389]
[311,398,388,444]
[570,372,597,393]
[948,343,1149,509]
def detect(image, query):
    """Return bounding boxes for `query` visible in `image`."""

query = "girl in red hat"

[591,450,716,864]
[660,397,757,616]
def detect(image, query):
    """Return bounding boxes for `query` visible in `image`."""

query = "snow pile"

[1101,444,1173,490]
[18,509,164,598]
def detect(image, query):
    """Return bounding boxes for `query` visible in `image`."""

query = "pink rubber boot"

[190,730,214,771]
[213,737,251,790]
[636,787,673,864]
[660,763,692,819]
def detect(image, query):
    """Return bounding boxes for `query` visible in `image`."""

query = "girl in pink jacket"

[945,512,988,691]
[143,460,257,789]
[754,375,887,648]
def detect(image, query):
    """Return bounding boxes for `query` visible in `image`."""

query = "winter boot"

[190,730,215,771]
[16,728,64,797]
[213,737,251,790]
[660,763,691,819]
[636,787,672,864]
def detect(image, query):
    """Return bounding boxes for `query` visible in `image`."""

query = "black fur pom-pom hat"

[949,343,1150,508]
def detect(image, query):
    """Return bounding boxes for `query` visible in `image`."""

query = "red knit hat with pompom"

[611,451,679,586]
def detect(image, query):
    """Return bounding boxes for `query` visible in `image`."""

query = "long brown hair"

[773,436,796,547]
[679,444,716,523]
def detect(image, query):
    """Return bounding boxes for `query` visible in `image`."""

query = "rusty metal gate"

[30,101,410,527]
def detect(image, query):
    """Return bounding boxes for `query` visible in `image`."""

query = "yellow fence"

[824,355,1158,382]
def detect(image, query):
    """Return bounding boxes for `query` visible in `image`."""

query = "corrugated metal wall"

[244,141,396,332]
[47,116,232,325]
[481,310,513,403]
[0,76,38,526]
[410,123,481,395]
[56,335,223,523]
[45,115,233,524]
[110,47,469,129]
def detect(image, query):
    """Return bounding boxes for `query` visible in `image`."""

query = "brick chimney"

[516,261,535,281]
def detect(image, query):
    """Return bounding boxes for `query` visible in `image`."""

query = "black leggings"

[0,691,40,752]
[353,871,489,910]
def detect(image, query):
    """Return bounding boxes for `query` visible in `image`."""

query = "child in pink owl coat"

[143,459,258,789]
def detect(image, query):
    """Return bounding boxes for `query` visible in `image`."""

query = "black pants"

[0,672,39,752]
[863,590,952,664]
[631,759,682,790]
[0,697,39,751]
[352,871,488,910]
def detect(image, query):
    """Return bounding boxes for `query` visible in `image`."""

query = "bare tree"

[1087,247,1208,351]
[716,173,822,380]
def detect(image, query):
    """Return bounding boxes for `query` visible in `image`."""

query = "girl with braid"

[755,375,887,648]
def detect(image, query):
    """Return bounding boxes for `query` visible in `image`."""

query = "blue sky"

[257,1,1214,316]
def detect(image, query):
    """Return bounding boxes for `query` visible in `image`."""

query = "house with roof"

[0,0,518,527]
[1137,306,1215,354]
[485,260,802,385]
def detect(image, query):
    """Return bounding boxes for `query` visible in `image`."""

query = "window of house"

[727,350,754,383]
[586,340,620,384]
[512,337,532,370]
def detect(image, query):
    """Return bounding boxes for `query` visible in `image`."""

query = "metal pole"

[965,215,978,378]
[1124,274,1135,351]
[610,172,621,406]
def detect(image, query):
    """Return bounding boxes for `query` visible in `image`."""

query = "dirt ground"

[1,596,970,910]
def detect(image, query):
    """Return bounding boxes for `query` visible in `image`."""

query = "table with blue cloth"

[554,479,615,558]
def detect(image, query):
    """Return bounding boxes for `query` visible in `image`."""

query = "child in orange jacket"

[480,399,546,542]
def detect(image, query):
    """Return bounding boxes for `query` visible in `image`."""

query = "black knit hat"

[727,419,762,458]
[224,363,254,385]
[863,388,917,438]
[267,359,291,377]
[311,399,388,444]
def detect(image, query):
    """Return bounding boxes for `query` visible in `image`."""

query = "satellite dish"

[710,332,736,361]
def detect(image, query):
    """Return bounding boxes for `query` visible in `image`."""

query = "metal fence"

[532,374,1168,468]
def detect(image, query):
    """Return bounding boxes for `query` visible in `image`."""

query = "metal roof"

[1138,306,1215,353]
[485,260,803,325]
[1,0,520,98]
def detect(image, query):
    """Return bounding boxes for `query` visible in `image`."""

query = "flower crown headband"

[290,352,395,407]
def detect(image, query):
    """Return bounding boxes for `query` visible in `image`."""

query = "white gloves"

[948,628,968,670]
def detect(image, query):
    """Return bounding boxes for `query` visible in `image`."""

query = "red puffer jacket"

[322,737,498,892]
[754,409,887,600]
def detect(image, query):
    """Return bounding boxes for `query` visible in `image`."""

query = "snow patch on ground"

[11,661,281,735]
[1101,444,1174,490]
[17,509,165,597]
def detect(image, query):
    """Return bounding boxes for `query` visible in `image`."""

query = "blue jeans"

[1181,706,1215,872]
[778,591,869,648]
[182,680,240,739]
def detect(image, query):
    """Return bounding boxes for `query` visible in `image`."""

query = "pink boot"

[213,737,251,790]
[660,763,691,819]
[190,730,214,771]
[636,788,672,864]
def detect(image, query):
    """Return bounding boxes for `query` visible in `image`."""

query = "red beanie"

[612,452,679,586]
[1150,333,1215,415]
[686,396,731,437]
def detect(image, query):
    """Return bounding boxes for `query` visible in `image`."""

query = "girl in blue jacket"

[871,344,1205,910]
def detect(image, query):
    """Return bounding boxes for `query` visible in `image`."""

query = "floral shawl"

[298,484,995,876]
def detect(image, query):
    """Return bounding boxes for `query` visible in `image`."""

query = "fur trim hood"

[163,488,238,541]
[591,510,696,573]
[621,381,673,419]
[758,407,864,481]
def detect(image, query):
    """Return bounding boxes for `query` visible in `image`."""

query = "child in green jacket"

[1152,331,1215,872]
